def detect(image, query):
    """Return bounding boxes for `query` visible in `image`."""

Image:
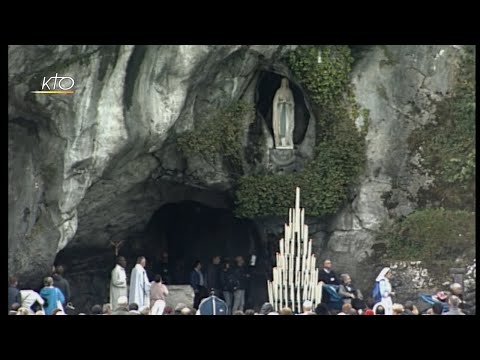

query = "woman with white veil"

[375,267,395,315]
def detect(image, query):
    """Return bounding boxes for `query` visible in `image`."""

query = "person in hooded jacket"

[53,265,71,303]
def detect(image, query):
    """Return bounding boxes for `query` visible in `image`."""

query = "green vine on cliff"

[379,208,475,269]
[235,45,369,218]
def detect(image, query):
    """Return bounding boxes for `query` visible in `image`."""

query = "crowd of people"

[310,260,468,315]
[7,256,469,315]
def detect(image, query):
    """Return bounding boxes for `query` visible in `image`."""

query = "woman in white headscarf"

[375,267,395,315]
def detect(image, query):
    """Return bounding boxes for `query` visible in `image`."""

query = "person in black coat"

[219,261,235,314]
[190,260,207,309]
[207,255,222,298]
[231,256,249,312]
[53,265,71,303]
[318,259,340,285]
[318,259,340,305]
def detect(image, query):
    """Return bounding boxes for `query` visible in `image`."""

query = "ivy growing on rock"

[235,45,369,217]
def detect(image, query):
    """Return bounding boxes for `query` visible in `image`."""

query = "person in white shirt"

[20,289,45,314]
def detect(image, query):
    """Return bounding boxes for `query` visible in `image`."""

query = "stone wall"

[165,285,195,310]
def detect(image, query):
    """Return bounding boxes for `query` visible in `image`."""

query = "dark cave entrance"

[139,201,269,309]
[55,200,270,312]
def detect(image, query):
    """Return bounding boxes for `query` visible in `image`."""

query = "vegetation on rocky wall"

[235,45,368,217]
[379,208,475,269]
[382,46,476,266]
[408,45,475,211]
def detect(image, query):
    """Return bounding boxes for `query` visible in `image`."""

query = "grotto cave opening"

[54,200,269,313]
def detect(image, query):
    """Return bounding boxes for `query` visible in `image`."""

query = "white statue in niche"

[272,78,295,149]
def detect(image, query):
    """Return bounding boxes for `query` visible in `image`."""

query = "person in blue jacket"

[40,276,65,315]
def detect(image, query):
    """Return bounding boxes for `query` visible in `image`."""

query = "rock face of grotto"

[8,45,475,312]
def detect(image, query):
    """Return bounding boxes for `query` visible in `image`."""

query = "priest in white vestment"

[110,256,128,309]
[129,256,151,308]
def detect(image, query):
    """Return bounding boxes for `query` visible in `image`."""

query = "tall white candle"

[274,269,279,310]
[303,232,307,260]
[295,187,300,211]
[300,208,304,239]
[290,281,295,312]
[303,271,308,300]
[279,269,283,311]
[296,275,301,313]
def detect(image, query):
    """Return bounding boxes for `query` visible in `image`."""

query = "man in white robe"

[110,256,128,309]
[129,256,151,308]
